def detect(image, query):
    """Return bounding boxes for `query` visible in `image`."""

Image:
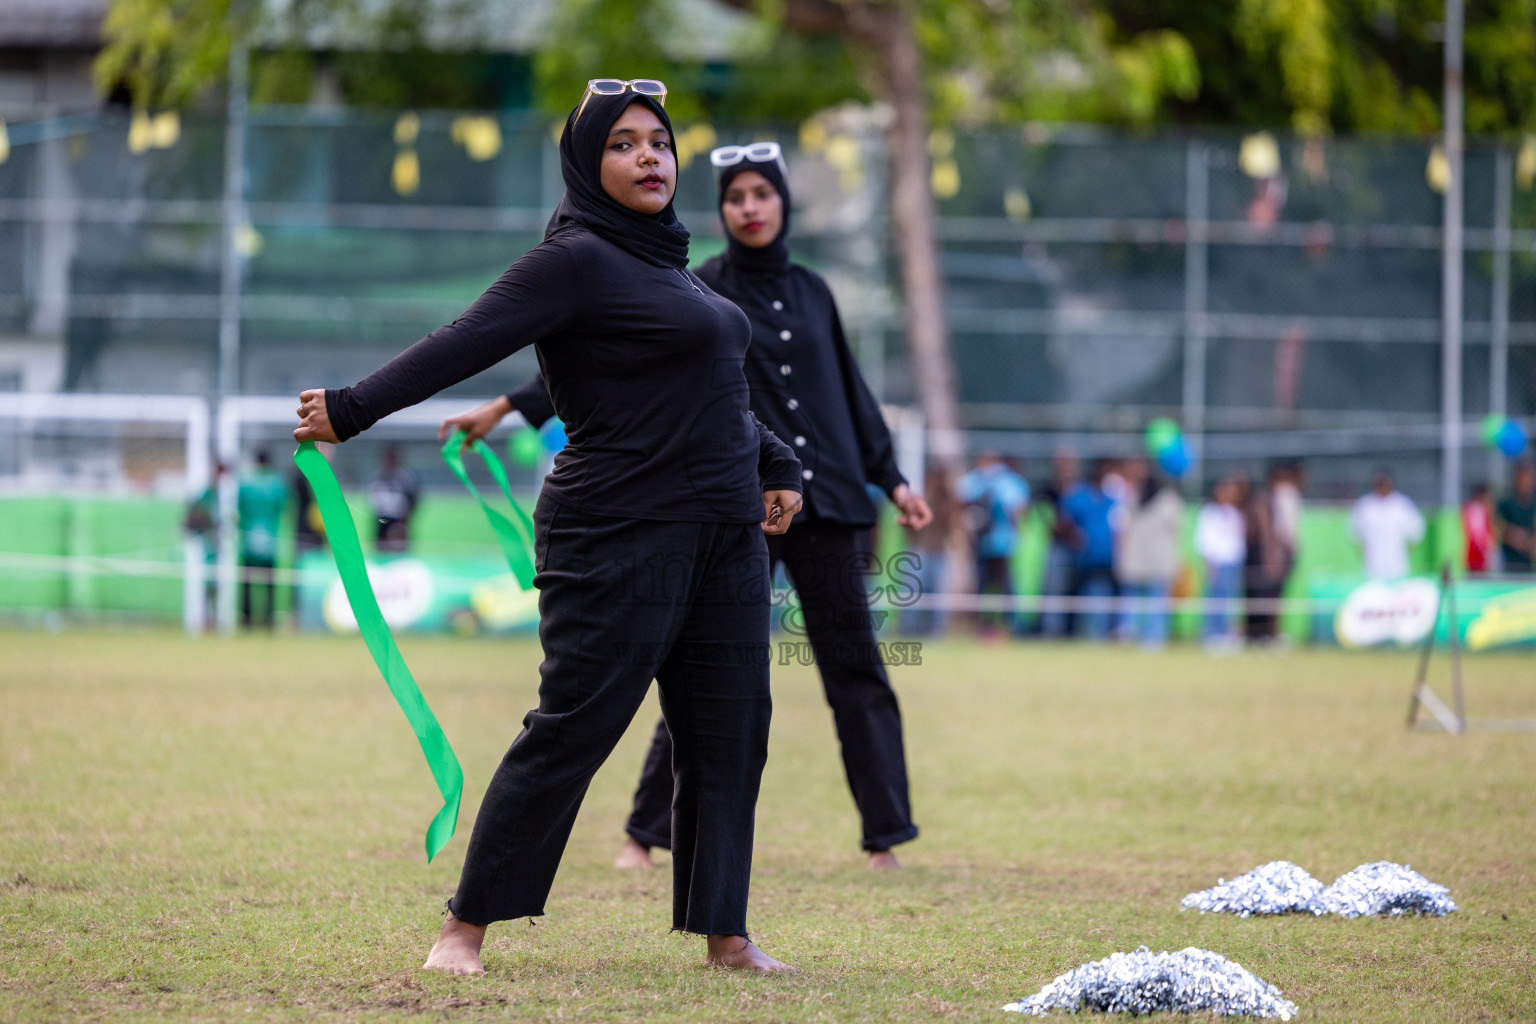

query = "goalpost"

[212,395,534,635]
[0,392,532,636]
[1407,565,1536,734]
[0,392,212,634]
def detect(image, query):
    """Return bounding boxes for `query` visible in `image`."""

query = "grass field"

[2,632,1533,1022]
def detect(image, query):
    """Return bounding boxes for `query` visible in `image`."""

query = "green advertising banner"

[296,553,540,636]
[1313,574,1536,651]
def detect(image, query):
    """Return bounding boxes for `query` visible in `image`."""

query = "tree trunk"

[861,5,965,482]
[717,0,967,481]
[718,0,975,593]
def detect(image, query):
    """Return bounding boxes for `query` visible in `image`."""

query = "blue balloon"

[1157,437,1192,476]
[1496,418,1528,458]
[541,420,567,453]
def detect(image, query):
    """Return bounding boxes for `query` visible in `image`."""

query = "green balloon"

[509,428,543,467]
[1482,413,1507,448]
[1144,417,1181,456]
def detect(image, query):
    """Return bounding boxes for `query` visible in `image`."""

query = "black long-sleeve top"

[510,258,905,526]
[325,227,802,524]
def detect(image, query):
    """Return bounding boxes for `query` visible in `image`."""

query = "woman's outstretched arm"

[298,243,575,445]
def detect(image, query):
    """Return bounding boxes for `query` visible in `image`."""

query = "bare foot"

[706,935,797,973]
[422,916,487,975]
[868,850,901,870]
[613,835,656,870]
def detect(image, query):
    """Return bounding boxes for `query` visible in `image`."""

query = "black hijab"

[544,92,690,269]
[718,155,791,276]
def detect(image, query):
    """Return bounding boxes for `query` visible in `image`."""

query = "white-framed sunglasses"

[574,78,668,126]
[710,141,785,176]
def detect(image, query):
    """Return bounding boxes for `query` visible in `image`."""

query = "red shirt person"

[1463,483,1495,573]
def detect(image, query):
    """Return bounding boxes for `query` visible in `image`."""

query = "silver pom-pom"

[1002,946,1297,1019]
[1181,861,1325,917]
[1308,861,1458,918]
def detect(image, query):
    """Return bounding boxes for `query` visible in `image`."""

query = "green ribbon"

[292,441,462,862]
[439,431,538,589]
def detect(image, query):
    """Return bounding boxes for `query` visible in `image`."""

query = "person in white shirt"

[1349,470,1425,579]
[1194,476,1248,644]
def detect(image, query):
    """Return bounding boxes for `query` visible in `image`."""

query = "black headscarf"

[544,92,690,269]
[718,155,791,276]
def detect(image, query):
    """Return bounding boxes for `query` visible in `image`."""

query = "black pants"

[240,554,276,629]
[624,521,918,854]
[449,497,772,935]
[1243,563,1290,640]
[975,554,1016,633]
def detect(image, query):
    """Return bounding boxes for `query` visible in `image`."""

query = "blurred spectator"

[865,482,888,555]
[1497,461,1536,574]
[1034,447,1081,638]
[292,446,329,556]
[238,449,288,630]
[901,468,957,636]
[1115,459,1184,648]
[1349,470,1424,580]
[1102,458,1131,514]
[1244,468,1290,644]
[1195,476,1247,648]
[287,444,331,629]
[1100,458,1135,639]
[182,461,226,628]
[1463,482,1496,574]
[1063,460,1118,642]
[1271,462,1304,569]
[369,445,421,553]
[1345,469,1425,580]
[958,453,1029,636]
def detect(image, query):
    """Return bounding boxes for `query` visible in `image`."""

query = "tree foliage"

[95,0,249,108]
[96,0,502,110]
[96,0,1534,134]
[1105,0,1536,134]
[530,0,867,122]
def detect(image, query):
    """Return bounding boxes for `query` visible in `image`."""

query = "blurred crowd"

[184,442,1536,641]
[183,445,419,629]
[900,451,1536,648]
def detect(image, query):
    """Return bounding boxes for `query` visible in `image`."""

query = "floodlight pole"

[1182,141,1209,494]
[1488,149,1512,488]
[215,40,249,635]
[1439,0,1464,513]
[217,41,247,404]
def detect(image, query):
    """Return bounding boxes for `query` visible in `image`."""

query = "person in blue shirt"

[1062,460,1118,642]
[957,453,1030,635]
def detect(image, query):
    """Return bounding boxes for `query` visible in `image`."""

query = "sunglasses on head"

[710,141,784,172]
[574,79,668,126]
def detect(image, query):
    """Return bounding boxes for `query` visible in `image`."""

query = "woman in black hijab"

[447,143,934,871]
[294,85,803,975]
[620,144,933,869]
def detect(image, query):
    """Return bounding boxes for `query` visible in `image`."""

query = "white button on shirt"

[786,399,798,410]
[802,469,814,480]
[771,300,783,311]
[779,329,792,341]
[794,435,806,447]
[780,364,791,375]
